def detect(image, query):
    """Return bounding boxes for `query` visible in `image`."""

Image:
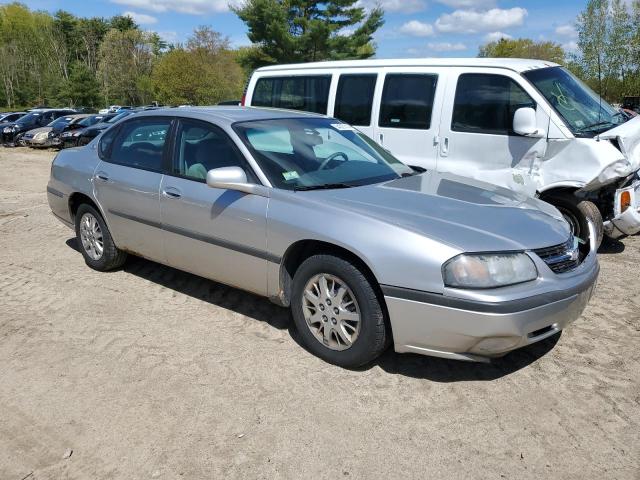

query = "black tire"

[291,254,388,368]
[74,204,127,271]
[544,193,604,248]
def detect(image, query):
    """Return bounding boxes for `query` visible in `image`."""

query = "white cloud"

[399,20,434,37]
[157,30,179,43]
[555,24,577,38]
[356,0,426,14]
[112,0,229,14]
[562,40,578,52]
[435,7,527,34]
[484,31,512,42]
[123,11,157,24]
[436,0,496,7]
[427,41,467,52]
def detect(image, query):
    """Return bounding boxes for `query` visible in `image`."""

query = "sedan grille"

[533,236,581,274]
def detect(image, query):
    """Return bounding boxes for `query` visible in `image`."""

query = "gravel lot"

[0,148,638,480]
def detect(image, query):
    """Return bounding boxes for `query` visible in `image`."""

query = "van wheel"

[291,254,388,368]
[544,193,604,248]
[75,204,127,271]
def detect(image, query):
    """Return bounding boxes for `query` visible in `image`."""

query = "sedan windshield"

[16,112,41,125]
[233,118,414,190]
[523,66,625,137]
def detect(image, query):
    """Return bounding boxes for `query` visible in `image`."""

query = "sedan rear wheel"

[75,204,127,271]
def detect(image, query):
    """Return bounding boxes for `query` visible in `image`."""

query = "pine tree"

[231,0,384,70]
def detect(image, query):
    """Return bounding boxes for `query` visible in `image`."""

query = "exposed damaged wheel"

[544,193,604,248]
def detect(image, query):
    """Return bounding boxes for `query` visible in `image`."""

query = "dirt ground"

[0,147,638,480]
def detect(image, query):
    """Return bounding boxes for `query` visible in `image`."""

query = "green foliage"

[152,27,244,105]
[574,0,639,101]
[57,62,101,107]
[478,38,566,64]
[231,0,384,70]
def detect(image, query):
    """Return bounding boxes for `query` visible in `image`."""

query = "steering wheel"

[318,152,348,170]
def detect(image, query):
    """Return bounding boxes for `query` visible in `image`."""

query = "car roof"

[255,57,560,74]
[131,106,324,125]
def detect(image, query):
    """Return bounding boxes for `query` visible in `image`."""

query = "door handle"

[162,188,182,199]
[441,137,449,156]
[95,172,109,182]
[379,133,384,145]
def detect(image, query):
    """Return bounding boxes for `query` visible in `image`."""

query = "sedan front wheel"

[291,254,389,367]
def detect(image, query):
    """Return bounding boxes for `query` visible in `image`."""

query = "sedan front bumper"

[383,237,599,362]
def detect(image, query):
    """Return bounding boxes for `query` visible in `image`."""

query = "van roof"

[255,57,560,74]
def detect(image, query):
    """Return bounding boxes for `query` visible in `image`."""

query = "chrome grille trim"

[533,236,581,274]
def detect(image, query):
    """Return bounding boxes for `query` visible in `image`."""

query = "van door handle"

[441,137,449,156]
[379,133,384,145]
[162,188,181,199]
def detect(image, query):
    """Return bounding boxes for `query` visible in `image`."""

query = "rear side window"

[251,76,331,114]
[334,74,377,126]
[98,127,118,159]
[108,118,171,172]
[379,74,438,130]
[452,73,536,135]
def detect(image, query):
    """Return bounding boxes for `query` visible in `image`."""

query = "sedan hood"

[25,127,51,136]
[315,171,570,252]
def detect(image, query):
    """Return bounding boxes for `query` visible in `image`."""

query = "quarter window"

[108,118,171,171]
[379,74,438,130]
[452,73,536,135]
[252,76,331,114]
[173,120,250,181]
[334,74,377,126]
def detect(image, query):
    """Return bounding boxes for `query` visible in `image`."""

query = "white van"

[243,58,640,244]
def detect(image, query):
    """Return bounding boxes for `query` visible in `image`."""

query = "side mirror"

[513,107,544,137]
[206,166,269,197]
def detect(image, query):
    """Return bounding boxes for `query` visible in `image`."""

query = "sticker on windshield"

[331,123,355,131]
[282,171,300,181]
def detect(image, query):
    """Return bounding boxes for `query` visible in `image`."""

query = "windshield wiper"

[576,120,615,132]
[294,182,354,191]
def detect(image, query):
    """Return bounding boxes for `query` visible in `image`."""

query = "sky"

[9,0,589,57]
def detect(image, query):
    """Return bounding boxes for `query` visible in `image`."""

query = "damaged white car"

[244,59,640,245]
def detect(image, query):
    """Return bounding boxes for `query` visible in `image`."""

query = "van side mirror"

[206,166,269,197]
[513,107,544,137]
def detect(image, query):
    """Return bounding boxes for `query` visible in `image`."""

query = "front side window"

[173,120,249,181]
[252,76,331,114]
[379,74,438,130]
[233,118,413,190]
[108,118,171,171]
[523,66,624,137]
[452,73,536,135]
[334,74,377,126]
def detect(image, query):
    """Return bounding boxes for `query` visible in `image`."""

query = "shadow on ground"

[67,237,560,382]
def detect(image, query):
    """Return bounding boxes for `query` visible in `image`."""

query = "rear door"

[373,69,448,170]
[93,116,172,262]
[159,118,269,296]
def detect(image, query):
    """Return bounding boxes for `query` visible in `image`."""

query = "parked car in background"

[244,58,640,245]
[0,112,26,124]
[621,96,640,114]
[23,114,89,148]
[47,107,599,367]
[217,100,241,106]
[76,110,137,146]
[59,113,117,149]
[2,108,75,146]
[99,105,121,114]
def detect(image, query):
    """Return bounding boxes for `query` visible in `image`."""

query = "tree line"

[0,0,638,109]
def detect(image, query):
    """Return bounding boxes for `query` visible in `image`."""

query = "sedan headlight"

[443,253,537,289]
[34,132,47,140]
[3,126,11,133]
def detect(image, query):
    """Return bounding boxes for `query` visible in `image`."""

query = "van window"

[334,74,377,126]
[252,76,331,114]
[379,74,438,130]
[452,74,536,135]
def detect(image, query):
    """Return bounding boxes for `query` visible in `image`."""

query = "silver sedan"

[47,107,599,367]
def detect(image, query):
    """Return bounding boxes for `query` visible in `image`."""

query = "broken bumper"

[604,178,640,238]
